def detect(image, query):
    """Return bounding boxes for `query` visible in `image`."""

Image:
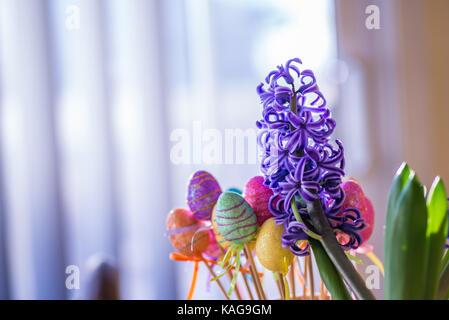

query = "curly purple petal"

[256,58,365,255]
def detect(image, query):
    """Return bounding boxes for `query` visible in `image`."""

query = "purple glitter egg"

[186,171,222,220]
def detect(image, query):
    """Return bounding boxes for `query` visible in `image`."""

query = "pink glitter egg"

[187,171,222,220]
[341,179,366,211]
[359,197,375,244]
[243,176,274,226]
[340,178,375,245]
[203,230,221,259]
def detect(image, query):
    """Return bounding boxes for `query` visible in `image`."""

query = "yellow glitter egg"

[255,218,293,273]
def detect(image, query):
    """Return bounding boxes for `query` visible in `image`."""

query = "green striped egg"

[215,192,257,245]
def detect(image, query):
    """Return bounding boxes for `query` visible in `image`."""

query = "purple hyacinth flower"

[256,58,365,255]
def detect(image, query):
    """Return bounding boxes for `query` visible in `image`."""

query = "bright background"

[0,0,448,299]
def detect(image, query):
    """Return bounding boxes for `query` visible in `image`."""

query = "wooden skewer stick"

[274,273,283,299]
[243,246,262,300]
[248,245,267,300]
[320,281,325,300]
[289,258,296,299]
[308,254,315,300]
[244,245,265,300]
[203,262,231,300]
[251,268,264,300]
[241,271,254,300]
[294,257,305,287]
[278,272,286,300]
[323,281,329,300]
[218,247,242,300]
[303,256,309,299]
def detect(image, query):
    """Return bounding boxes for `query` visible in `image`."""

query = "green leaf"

[424,177,448,299]
[384,162,412,296]
[385,172,428,299]
[310,239,352,300]
[439,259,449,299]
[442,249,449,274]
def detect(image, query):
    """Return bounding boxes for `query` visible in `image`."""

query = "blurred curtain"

[0,0,66,299]
[0,0,175,299]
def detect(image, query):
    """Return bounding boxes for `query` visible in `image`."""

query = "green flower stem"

[291,199,322,241]
[307,199,376,300]
[310,238,352,300]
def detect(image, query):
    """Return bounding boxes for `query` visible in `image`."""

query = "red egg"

[166,208,210,257]
[243,176,274,226]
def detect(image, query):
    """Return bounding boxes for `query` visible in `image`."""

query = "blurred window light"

[48,0,119,299]
[0,0,66,299]
[106,0,175,299]
[209,0,337,82]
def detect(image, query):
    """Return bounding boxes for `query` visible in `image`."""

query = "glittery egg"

[212,204,257,252]
[226,187,242,195]
[187,171,222,220]
[340,178,375,245]
[256,218,293,273]
[203,229,222,258]
[341,179,366,211]
[211,204,232,250]
[359,197,375,244]
[243,176,274,226]
[215,192,257,245]
[166,208,210,257]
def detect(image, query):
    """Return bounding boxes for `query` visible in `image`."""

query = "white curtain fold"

[0,0,66,299]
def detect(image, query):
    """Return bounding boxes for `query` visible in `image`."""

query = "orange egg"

[166,208,210,258]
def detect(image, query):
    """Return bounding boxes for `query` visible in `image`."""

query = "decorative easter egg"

[256,218,293,273]
[341,179,366,210]
[211,205,232,250]
[203,229,222,259]
[166,208,210,257]
[359,197,375,244]
[215,192,257,245]
[226,188,242,195]
[340,178,375,245]
[243,176,274,226]
[211,204,257,252]
[187,171,222,220]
